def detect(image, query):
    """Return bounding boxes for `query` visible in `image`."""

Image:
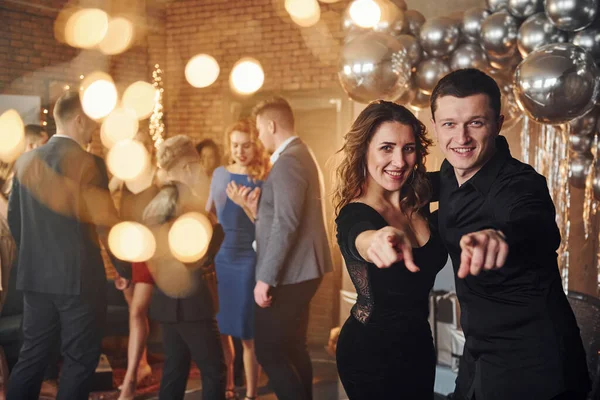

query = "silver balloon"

[403,9,426,36]
[492,75,523,129]
[514,43,600,124]
[487,0,509,12]
[338,32,413,104]
[419,17,460,57]
[390,0,408,11]
[408,89,431,111]
[508,0,543,19]
[462,7,491,43]
[544,0,598,32]
[481,11,519,58]
[342,0,405,40]
[415,57,451,94]
[450,43,490,71]
[569,106,600,135]
[569,133,593,152]
[571,23,600,63]
[487,65,513,82]
[395,34,423,67]
[488,50,522,69]
[593,163,600,200]
[395,78,417,104]
[517,12,568,57]
[568,152,593,188]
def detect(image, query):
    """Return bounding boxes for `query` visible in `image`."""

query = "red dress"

[132,262,154,285]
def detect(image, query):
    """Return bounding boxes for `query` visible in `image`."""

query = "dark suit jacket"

[7,136,130,296]
[143,183,223,323]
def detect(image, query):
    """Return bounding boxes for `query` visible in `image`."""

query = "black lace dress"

[335,203,448,400]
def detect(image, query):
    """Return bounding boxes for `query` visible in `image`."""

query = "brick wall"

[162,0,346,141]
[0,0,165,155]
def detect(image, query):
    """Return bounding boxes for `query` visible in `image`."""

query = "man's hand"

[254,280,272,308]
[458,229,509,279]
[366,226,419,272]
[114,276,131,291]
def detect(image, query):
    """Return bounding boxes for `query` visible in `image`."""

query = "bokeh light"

[108,221,156,262]
[285,0,321,26]
[0,110,26,163]
[64,8,109,49]
[124,161,155,194]
[290,2,321,27]
[98,17,134,55]
[168,212,213,263]
[107,139,150,181]
[185,54,220,88]
[80,72,118,120]
[230,58,265,95]
[100,108,139,149]
[349,0,381,28]
[122,81,156,120]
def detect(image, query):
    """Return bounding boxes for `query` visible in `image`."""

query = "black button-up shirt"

[437,136,590,400]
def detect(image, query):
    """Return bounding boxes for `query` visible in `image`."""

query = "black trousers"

[6,290,106,400]
[461,391,588,400]
[158,319,226,400]
[254,278,322,400]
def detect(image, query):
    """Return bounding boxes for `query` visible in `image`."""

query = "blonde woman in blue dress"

[206,119,270,400]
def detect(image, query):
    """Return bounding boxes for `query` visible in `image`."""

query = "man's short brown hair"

[252,96,295,131]
[53,91,84,126]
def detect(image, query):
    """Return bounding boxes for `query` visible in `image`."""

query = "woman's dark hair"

[195,139,220,157]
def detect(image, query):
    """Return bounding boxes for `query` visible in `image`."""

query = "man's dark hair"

[24,124,44,137]
[430,68,502,121]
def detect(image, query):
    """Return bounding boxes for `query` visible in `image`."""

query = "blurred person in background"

[196,139,221,180]
[6,91,131,400]
[109,131,159,400]
[143,135,226,400]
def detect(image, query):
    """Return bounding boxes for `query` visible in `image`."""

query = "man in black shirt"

[430,69,590,400]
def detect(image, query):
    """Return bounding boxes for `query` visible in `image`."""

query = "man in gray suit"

[247,97,332,400]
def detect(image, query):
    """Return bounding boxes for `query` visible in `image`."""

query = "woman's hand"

[226,181,251,207]
[226,182,261,222]
[357,226,419,272]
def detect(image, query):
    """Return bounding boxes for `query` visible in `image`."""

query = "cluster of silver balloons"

[337,0,528,124]
[566,106,600,190]
[338,0,600,131]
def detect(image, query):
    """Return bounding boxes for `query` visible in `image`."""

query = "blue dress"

[209,166,262,339]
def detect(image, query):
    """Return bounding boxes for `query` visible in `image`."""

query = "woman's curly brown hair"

[224,118,270,182]
[333,100,433,216]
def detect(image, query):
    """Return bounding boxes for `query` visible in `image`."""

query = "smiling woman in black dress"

[333,101,447,399]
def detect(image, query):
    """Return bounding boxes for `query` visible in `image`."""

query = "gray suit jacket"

[255,138,333,286]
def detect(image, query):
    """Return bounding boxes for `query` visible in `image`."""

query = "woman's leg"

[122,283,151,377]
[221,334,236,398]
[119,283,153,399]
[241,339,260,399]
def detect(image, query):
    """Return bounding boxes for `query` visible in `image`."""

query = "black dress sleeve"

[335,203,384,262]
